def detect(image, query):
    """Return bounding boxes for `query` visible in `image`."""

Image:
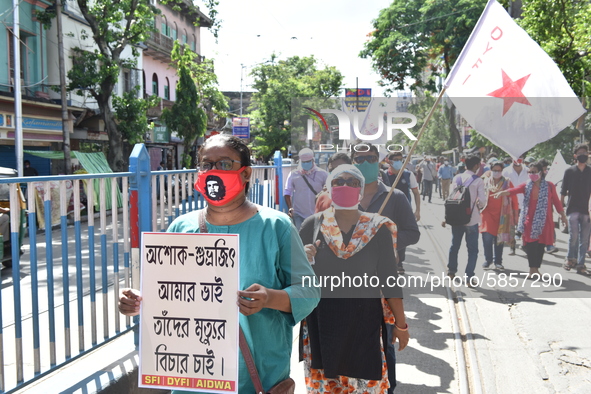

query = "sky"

[199,0,393,94]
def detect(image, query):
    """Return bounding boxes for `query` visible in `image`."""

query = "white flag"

[545,150,570,185]
[445,0,586,159]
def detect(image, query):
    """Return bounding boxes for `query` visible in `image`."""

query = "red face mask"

[331,186,361,209]
[194,167,247,206]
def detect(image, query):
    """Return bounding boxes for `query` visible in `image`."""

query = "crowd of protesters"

[119,138,590,393]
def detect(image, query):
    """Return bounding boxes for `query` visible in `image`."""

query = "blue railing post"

[273,151,286,212]
[129,144,152,345]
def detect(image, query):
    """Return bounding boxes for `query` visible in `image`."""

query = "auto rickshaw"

[0,167,27,268]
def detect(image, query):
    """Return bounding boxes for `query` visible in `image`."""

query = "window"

[182,29,187,44]
[152,73,159,96]
[123,71,130,93]
[8,28,31,90]
[164,78,170,100]
[172,22,178,41]
[190,34,196,51]
[161,16,168,36]
[123,68,141,95]
[142,70,146,97]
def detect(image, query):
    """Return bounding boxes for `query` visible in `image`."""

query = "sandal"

[563,260,577,271]
[576,266,591,276]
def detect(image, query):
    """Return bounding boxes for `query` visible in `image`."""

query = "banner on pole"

[445,0,586,159]
[232,117,250,139]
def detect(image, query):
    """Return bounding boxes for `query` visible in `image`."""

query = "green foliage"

[35,6,55,30]
[363,0,590,159]
[360,0,486,94]
[249,55,344,158]
[162,41,227,168]
[387,94,454,155]
[519,0,591,97]
[113,88,161,144]
[516,0,591,158]
[361,0,486,152]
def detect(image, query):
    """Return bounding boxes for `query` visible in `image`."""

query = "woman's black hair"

[490,161,504,171]
[328,153,352,171]
[200,134,251,167]
[529,161,544,177]
[199,134,252,193]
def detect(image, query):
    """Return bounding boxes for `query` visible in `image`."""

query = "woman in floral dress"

[299,164,409,393]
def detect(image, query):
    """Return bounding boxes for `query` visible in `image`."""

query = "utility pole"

[13,0,23,177]
[56,0,71,174]
[239,63,244,116]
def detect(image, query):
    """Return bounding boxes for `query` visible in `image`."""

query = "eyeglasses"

[389,158,402,162]
[353,155,378,164]
[331,178,362,188]
[198,159,242,171]
[527,171,539,174]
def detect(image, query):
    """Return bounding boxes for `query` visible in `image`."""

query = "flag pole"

[378,87,447,215]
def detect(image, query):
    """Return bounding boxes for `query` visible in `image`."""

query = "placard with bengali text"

[139,232,240,393]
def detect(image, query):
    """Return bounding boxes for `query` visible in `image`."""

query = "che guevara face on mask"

[205,175,226,201]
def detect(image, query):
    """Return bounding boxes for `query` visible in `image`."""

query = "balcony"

[145,31,175,62]
[145,94,174,117]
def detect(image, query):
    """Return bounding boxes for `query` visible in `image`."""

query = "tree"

[63,0,159,171]
[518,0,591,161]
[161,41,227,168]
[360,0,488,151]
[39,0,219,171]
[386,95,456,156]
[113,88,161,145]
[249,55,344,158]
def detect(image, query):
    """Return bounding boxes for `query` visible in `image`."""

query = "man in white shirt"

[418,157,437,203]
[502,157,528,208]
[443,155,486,287]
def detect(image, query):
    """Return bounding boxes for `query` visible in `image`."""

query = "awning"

[24,150,122,209]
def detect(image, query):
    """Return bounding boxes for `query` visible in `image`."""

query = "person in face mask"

[437,158,456,200]
[560,143,591,276]
[314,153,353,213]
[351,144,419,392]
[385,152,421,221]
[119,135,321,394]
[299,164,409,393]
[480,162,519,270]
[417,156,436,203]
[495,161,567,279]
[284,148,329,229]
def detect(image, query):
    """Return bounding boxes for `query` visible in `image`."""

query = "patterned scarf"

[319,206,397,260]
[518,179,548,240]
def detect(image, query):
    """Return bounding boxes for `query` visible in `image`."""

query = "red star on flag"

[487,69,532,115]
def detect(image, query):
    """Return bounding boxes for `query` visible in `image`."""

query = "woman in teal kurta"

[119,135,319,393]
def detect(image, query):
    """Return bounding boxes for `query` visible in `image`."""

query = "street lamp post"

[239,64,246,116]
